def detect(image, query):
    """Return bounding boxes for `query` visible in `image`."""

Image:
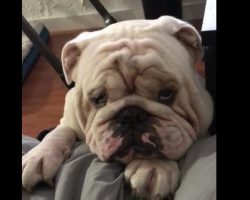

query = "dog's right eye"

[158,88,175,105]
[90,91,107,107]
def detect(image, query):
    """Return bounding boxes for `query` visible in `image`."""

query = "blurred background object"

[142,0,182,19]
[22,0,206,32]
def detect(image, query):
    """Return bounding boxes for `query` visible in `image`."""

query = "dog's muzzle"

[109,106,162,160]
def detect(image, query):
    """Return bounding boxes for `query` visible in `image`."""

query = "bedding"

[22,135,216,200]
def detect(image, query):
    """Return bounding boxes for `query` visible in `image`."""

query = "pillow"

[174,135,216,200]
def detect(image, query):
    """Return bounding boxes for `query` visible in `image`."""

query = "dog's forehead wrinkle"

[116,69,134,93]
[98,43,137,93]
[97,38,137,54]
[108,45,166,94]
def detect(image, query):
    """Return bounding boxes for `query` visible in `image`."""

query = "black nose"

[116,106,149,132]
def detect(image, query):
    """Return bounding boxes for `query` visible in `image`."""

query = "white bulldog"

[22,16,213,199]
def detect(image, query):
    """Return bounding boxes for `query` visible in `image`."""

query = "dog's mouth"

[105,106,165,163]
[110,135,165,163]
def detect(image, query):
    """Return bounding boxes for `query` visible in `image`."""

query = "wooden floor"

[22,21,204,138]
[22,30,83,138]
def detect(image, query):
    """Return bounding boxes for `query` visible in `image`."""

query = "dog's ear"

[158,16,202,64]
[61,42,79,85]
[61,32,98,85]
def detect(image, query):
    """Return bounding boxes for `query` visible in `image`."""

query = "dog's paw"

[125,159,180,200]
[22,141,71,191]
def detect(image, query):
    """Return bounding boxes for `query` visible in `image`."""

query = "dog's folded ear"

[157,16,202,64]
[61,32,98,85]
[61,42,79,85]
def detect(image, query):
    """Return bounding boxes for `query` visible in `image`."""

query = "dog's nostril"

[121,111,132,124]
[117,106,149,125]
[136,112,149,123]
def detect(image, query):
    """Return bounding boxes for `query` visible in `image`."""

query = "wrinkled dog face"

[62,16,213,164]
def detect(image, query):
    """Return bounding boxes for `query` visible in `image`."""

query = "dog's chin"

[98,129,192,164]
[114,149,162,164]
[94,124,195,164]
[99,132,167,164]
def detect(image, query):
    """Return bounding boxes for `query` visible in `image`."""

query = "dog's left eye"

[159,88,175,105]
[91,91,107,107]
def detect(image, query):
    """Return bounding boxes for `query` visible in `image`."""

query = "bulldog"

[22,16,213,199]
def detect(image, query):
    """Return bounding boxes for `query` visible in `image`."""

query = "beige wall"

[22,0,145,31]
[22,0,205,32]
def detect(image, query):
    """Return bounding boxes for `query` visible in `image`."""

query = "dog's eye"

[159,88,175,105]
[91,91,107,107]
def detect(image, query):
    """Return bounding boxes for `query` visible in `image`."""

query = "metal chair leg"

[22,15,74,89]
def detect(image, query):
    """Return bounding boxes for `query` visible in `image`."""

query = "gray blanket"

[22,135,216,200]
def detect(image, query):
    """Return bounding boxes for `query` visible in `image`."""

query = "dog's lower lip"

[132,145,148,153]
